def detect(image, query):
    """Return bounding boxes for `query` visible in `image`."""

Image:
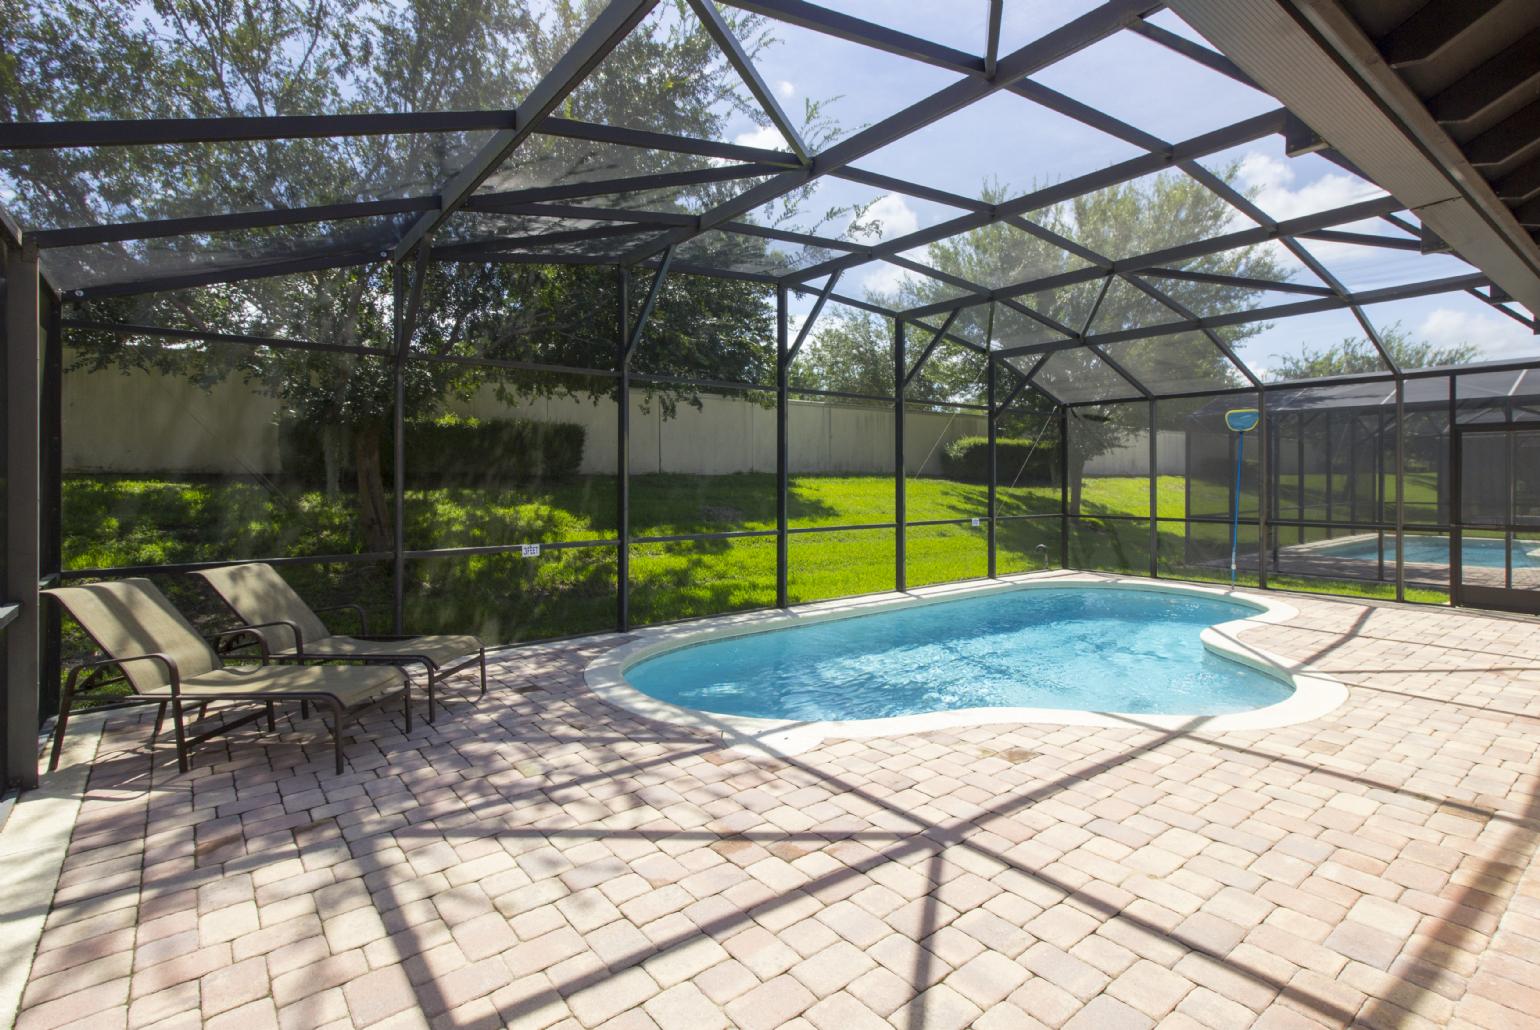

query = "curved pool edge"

[583,573,1348,756]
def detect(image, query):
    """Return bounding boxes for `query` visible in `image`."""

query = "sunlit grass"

[64,471,1452,647]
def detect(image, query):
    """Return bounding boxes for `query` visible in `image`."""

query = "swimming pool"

[1308,534,1539,569]
[623,586,1293,722]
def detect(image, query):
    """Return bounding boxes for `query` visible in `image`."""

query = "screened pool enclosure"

[4,0,1540,786]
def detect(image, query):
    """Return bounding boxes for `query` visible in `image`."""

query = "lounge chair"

[193,563,486,722]
[45,578,411,775]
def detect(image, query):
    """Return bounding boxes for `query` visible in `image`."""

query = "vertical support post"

[1376,408,1385,581]
[5,244,41,790]
[1296,416,1305,545]
[40,293,62,721]
[617,267,631,631]
[1267,410,1280,568]
[1449,376,1461,606]
[1347,415,1358,527]
[1324,409,1334,534]
[1506,416,1516,590]
[986,353,997,579]
[1257,389,1269,590]
[1394,378,1405,602]
[391,264,407,635]
[1183,422,1193,565]
[776,285,789,607]
[1148,398,1158,578]
[1059,405,1070,569]
[894,319,906,592]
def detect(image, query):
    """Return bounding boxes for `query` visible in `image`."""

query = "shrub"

[941,435,1056,484]
[280,417,586,486]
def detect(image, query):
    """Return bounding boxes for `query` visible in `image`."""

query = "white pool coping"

[584,572,1349,755]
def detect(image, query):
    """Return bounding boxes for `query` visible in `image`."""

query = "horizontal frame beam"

[67,246,383,300]
[904,193,1409,321]
[994,271,1489,358]
[58,318,390,356]
[792,107,1289,286]
[393,0,659,260]
[623,0,1160,267]
[30,197,437,249]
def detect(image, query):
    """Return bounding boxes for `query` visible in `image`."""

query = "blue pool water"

[1312,535,1538,569]
[625,587,1292,722]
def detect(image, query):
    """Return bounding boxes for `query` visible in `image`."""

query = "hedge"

[280,417,586,486]
[940,435,1056,484]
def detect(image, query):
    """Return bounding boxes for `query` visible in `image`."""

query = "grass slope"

[63,472,1447,651]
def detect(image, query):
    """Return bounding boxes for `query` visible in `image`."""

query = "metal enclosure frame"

[3,0,1540,788]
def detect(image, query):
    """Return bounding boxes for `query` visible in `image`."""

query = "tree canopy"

[4,0,824,548]
[794,170,1289,406]
[1268,324,1478,379]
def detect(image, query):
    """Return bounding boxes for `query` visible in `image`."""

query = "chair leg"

[427,669,437,724]
[168,696,191,775]
[47,676,78,774]
[330,700,346,776]
[402,680,413,733]
[478,649,487,699]
[300,700,310,720]
[265,701,277,733]
[150,701,167,745]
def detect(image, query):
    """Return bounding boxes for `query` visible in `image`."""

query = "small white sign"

[520,543,542,558]
[971,517,981,527]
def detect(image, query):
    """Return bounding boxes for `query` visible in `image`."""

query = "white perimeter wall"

[63,359,1183,477]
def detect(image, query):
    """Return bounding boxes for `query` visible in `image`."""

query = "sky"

[684,0,1538,375]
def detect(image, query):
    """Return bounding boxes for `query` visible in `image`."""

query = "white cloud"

[861,260,911,297]
[1227,150,1470,285]
[734,124,787,150]
[849,193,919,242]
[1417,307,1536,359]
[775,79,796,99]
[1233,151,1383,222]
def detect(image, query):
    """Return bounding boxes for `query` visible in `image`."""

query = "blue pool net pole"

[1225,409,1261,586]
[1231,432,1245,584]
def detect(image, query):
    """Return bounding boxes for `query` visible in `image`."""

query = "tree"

[787,308,893,398]
[793,171,1289,509]
[3,0,822,551]
[1269,323,1479,379]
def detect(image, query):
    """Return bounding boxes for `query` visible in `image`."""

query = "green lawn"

[61,471,1448,657]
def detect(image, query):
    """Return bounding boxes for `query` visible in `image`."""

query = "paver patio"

[13,572,1540,1030]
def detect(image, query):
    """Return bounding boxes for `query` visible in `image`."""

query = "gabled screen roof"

[2,0,1536,403]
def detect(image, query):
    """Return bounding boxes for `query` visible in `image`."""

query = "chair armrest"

[67,652,181,696]
[214,620,303,657]
[312,603,368,636]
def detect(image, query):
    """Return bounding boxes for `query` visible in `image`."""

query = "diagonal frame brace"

[785,269,844,365]
[903,308,961,385]
[394,0,658,261]
[992,363,1034,417]
[688,0,810,162]
[624,245,676,361]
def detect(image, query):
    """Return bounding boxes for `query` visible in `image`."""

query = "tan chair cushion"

[173,662,405,707]
[194,563,332,654]
[285,634,482,669]
[46,579,219,693]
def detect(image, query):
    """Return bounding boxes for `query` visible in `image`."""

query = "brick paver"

[16,574,1540,1028]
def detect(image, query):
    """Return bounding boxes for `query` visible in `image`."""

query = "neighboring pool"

[1310,534,1539,569]
[623,587,1292,722]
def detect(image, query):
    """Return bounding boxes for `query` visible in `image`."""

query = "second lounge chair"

[194,563,487,722]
